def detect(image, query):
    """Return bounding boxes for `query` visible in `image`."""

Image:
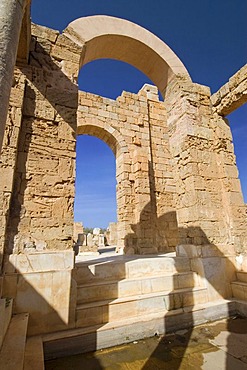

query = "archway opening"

[78,58,159,100]
[228,103,247,203]
[64,15,191,97]
[74,135,117,228]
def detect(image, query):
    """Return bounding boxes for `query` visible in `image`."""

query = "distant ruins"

[0,1,247,366]
[73,222,114,254]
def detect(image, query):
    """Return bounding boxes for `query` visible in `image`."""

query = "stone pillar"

[165,77,225,246]
[0,0,27,150]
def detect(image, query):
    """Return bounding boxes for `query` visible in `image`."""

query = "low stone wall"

[2,251,76,335]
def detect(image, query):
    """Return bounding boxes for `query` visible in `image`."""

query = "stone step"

[24,336,44,370]
[74,256,191,284]
[236,272,247,284]
[77,271,200,304]
[0,298,13,349]
[43,299,235,360]
[75,287,208,328]
[231,281,247,301]
[0,313,29,370]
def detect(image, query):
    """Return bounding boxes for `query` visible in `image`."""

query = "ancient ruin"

[0,1,247,367]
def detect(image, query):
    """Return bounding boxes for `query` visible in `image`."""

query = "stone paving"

[45,316,247,370]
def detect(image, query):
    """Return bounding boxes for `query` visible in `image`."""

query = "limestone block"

[219,83,230,99]
[228,192,245,206]
[55,34,82,55]
[231,282,247,300]
[6,251,74,273]
[211,91,221,107]
[35,37,53,54]
[55,106,77,127]
[46,87,78,109]
[51,44,81,64]
[35,224,73,243]
[58,158,74,180]
[30,50,61,70]
[176,244,202,258]
[2,274,18,299]
[229,64,247,89]
[211,64,247,115]
[8,86,25,108]
[190,256,235,300]
[31,23,59,43]
[52,197,68,219]
[0,167,14,192]
[23,97,55,121]
[14,269,76,335]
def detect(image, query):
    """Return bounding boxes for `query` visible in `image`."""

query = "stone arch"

[77,121,127,157]
[76,121,130,250]
[63,15,191,96]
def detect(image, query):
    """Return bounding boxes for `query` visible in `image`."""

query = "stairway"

[0,313,29,370]
[231,271,247,300]
[0,298,44,370]
[74,255,208,329]
[44,254,242,360]
[0,298,13,350]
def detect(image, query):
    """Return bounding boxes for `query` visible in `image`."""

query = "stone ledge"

[176,244,236,258]
[3,251,74,274]
[0,313,29,370]
[43,299,237,360]
[24,336,44,370]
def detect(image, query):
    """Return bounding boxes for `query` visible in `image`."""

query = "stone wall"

[1,23,179,256]
[1,22,246,259]
[3,23,81,254]
[0,68,26,262]
[77,84,178,254]
[164,76,247,252]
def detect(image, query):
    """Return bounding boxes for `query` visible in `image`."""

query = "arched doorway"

[74,135,117,231]
[76,110,136,253]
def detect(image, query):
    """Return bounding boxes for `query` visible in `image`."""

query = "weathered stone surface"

[0,18,246,259]
[211,64,247,116]
[0,0,28,150]
[1,14,247,358]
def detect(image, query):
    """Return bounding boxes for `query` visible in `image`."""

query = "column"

[0,0,27,150]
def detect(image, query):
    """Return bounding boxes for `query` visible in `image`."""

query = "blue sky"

[31,0,247,228]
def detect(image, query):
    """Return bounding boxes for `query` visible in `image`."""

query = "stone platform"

[41,250,246,360]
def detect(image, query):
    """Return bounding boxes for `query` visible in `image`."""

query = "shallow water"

[45,316,247,370]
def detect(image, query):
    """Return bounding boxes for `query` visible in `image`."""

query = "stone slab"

[13,270,76,336]
[0,313,29,370]
[77,271,199,304]
[202,349,247,370]
[74,256,190,284]
[75,287,208,328]
[4,251,74,273]
[0,298,13,349]
[24,336,44,370]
